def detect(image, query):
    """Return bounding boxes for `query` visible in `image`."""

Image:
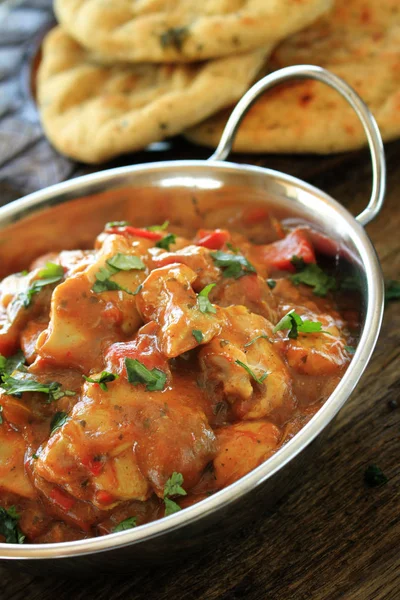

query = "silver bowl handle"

[208,65,386,227]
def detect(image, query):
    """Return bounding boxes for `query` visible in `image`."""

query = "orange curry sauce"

[0,207,358,543]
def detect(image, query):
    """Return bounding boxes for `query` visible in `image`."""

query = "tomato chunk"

[105,226,163,241]
[256,228,316,272]
[196,229,230,250]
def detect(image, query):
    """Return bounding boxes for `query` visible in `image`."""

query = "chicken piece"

[105,321,170,379]
[149,245,221,291]
[199,306,293,420]
[136,264,221,358]
[211,274,278,324]
[0,270,55,356]
[285,311,349,377]
[0,427,36,498]
[213,421,281,488]
[35,234,149,372]
[34,371,216,509]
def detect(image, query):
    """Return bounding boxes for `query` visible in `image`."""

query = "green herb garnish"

[112,517,137,532]
[344,345,356,354]
[244,334,271,348]
[50,411,68,435]
[160,27,189,51]
[210,250,256,279]
[0,405,3,425]
[235,360,268,384]
[105,221,130,229]
[92,253,144,295]
[125,358,166,392]
[385,280,400,301]
[107,254,145,272]
[147,221,169,232]
[0,351,26,382]
[155,233,176,251]
[0,371,74,402]
[192,330,204,343]
[364,464,388,487]
[290,258,335,297]
[0,506,25,544]
[273,310,323,339]
[197,283,217,314]
[163,472,187,516]
[83,371,118,391]
[18,262,64,308]
[267,279,276,289]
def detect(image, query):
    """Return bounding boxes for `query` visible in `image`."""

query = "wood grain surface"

[0,138,399,600]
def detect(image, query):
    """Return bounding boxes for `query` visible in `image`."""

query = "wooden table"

[1,137,399,600]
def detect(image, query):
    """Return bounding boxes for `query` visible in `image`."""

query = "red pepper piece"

[50,487,76,512]
[196,229,230,250]
[105,226,163,241]
[256,228,316,272]
[81,456,104,477]
[96,490,115,505]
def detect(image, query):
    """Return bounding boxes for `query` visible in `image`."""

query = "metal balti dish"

[0,66,386,570]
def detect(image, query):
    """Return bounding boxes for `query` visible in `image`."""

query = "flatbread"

[54,0,333,63]
[37,27,268,163]
[185,0,400,154]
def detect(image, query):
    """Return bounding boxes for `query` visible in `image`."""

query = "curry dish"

[0,210,357,544]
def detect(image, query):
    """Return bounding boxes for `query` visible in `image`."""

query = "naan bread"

[37,27,268,163]
[185,0,400,153]
[54,0,333,63]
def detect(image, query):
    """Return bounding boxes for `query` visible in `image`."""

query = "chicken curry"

[0,207,358,544]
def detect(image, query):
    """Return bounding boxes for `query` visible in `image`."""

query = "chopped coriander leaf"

[364,464,388,487]
[385,280,400,301]
[147,221,169,232]
[267,279,276,289]
[32,453,39,460]
[164,497,181,516]
[105,220,130,229]
[0,372,75,402]
[0,351,26,382]
[155,233,176,251]
[344,345,356,355]
[18,262,64,307]
[50,411,68,435]
[160,26,189,50]
[0,405,2,425]
[125,358,166,392]
[92,270,141,296]
[0,506,25,544]
[235,360,268,384]
[290,260,335,297]
[163,472,187,515]
[244,334,271,348]
[164,472,187,498]
[210,250,256,279]
[192,329,204,343]
[83,371,118,391]
[197,283,217,314]
[290,255,306,270]
[113,517,137,532]
[273,310,323,339]
[107,254,145,271]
